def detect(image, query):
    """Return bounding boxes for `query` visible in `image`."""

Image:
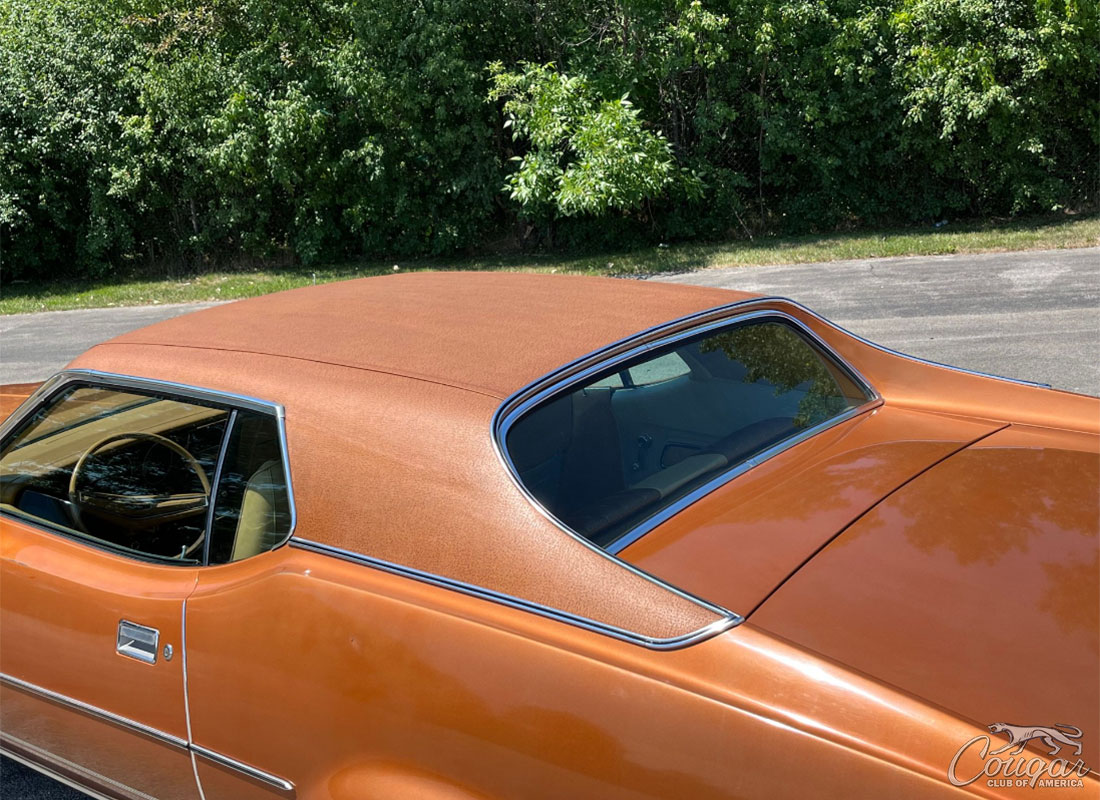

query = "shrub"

[1,0,1095,279]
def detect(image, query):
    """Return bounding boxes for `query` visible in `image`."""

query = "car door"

[1,520,201,800]
[0,376,238,800]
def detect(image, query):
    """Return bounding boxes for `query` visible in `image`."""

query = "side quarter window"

[207,409,292,564]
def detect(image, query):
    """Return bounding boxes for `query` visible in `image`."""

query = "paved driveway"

[0,302,223,384]
[1,244,1098,798]
[2,247,1097,393]
[653,246,1099,395]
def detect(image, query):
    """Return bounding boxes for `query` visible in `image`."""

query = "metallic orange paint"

[752,424,1100,766]
[1,275,1097,799]
[1,518,199,800]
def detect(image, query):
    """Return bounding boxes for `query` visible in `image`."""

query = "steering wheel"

[68,431,211,559]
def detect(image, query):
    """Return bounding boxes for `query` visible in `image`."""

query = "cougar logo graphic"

[988,723,1084,757]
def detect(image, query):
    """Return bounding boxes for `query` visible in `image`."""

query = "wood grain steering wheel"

[68,431,211,558]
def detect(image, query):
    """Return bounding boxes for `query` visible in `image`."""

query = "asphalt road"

[0,302,223,384]
[0,757,84,799]
[1,245,1098,798]
[2,247,1098,393]
[653,246,1100,395]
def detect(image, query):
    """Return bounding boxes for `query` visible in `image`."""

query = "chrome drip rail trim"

[289,538,742,650]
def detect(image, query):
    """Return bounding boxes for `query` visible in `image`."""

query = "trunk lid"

[622,404,1002,614]
[751,424,1099,764]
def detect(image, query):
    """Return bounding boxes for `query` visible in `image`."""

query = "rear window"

[504,317,872,549]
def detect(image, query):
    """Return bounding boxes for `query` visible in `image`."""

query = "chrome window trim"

[492,304,881,557]
[0,672,295,796]
[0,369,298,562]
[202,409,237,567]
[289,538,741,650]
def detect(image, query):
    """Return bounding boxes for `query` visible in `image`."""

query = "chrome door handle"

[117,620,159,664]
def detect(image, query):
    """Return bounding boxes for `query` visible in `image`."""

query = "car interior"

[0,385,289,564]
[507,319,870,548]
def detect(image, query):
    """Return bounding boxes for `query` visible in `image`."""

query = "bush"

[1,0,1095,279]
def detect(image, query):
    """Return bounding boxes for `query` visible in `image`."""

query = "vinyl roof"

[103,272,755,399]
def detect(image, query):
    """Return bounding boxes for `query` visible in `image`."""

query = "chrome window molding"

[0,672,295,796]
[289,538,742,650]
[0,369,297,562]
[492,305,881,559]
[202,409,237,567]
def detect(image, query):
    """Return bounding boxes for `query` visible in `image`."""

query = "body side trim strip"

[1,736,149,800]
[191,745,295,793]
[288,538,742,650]
[0,673,188,750]
[0,673,294,796]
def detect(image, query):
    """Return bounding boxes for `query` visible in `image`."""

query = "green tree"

[489,62,699,226]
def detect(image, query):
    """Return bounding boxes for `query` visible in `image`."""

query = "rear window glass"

[505,317,872,549]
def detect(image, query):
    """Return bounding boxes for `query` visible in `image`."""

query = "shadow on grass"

[3,212,1095,313]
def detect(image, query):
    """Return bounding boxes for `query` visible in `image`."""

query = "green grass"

[3,214,1097,314]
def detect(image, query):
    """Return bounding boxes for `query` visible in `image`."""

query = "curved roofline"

[93,340,508,399]
[10,364,740,651]
[95,272,759,400]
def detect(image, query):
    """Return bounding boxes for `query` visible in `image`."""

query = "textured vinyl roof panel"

[104,272,754,398]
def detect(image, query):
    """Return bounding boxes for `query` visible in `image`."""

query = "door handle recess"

[117,620,159,664]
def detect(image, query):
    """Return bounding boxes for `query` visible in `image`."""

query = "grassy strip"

[3,214,1096,314]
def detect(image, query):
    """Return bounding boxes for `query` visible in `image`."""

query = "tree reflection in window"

[699,322,862,427]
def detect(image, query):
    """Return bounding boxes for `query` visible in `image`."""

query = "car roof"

[63,273,1097,648]
[100,272,755,399]
[64,273,753,646]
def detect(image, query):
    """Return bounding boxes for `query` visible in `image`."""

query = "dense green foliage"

[489,62,701,223]
[1,0,1096,278]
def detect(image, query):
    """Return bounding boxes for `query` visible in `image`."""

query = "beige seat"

[230,460,282,561]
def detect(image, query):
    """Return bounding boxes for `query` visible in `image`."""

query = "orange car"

[1,273,1096,799]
